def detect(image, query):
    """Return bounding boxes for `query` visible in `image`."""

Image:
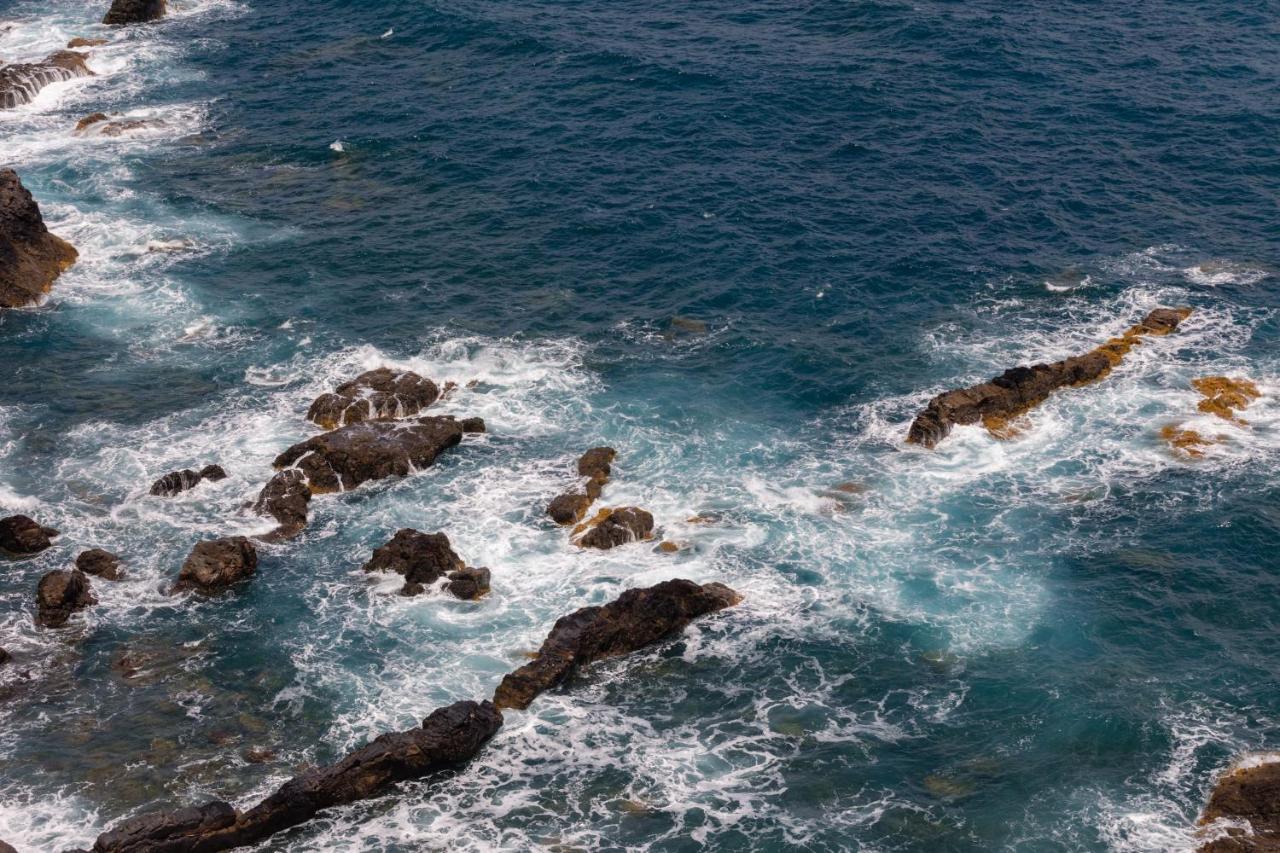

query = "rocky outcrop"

[68,37,109,48]
[36,569,96,628]
[149,464,227,497]
[74,112,168,137]
[1194,376,1261,424]
[90,700,503,853]
[272,415,484,493]
[306,368,441,429]
[906,307,1193,448]
[252,470,311,539]
[173,537,257,594]
[0,169,78,308]
[362,529,487,599]
[0,50,93,109]
[76,548,123,580]
[494,578,740,710]
[547,446,616,525]
[103,0,167,25]
[1198,758,1280,852]
[573,506,654,550]
[0,514,58,554]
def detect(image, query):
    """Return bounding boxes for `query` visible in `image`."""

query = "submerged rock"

[74,112,169,137]
[76,548,122,580]
[493,578,740,710]
[36,569,96,628]
[149,464,226,497]
[0,50,93,110]
[0,169,79,308]
[574,506,655,550]
[0,514,58,554]
[173,537,257,594]
[1193,376,1261,423]
[1198,758,1280,852]
[67,37,109,48]
[306,367,441,429]
[1161,424,1221,459]
[103,0,167,25]
[272,415,483,493]
[362,529,470,597]
[252,469,311,539]
[90,700,503,853]
[906,307,1193,448]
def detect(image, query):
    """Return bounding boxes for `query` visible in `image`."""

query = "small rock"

[547,491,591,525]
[103,0,167,25]
[446,566,490,600]
[149,464,224,496]
[173,537,257,594]
[36,569,96,628]
[362,529,464,595]
[243,747,276,764]
[67,37,109,48]
[0,647,10,666]
[0,514,58,554]
[306,367,441,429]
[253,469,311,539]
[576,507,655,550]
[75,548,123,580]
[75,111,109,131]
[576,447,616,480]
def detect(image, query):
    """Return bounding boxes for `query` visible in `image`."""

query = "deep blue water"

[1,0,1278,849]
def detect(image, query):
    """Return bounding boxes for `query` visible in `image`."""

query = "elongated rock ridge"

[1197,758,1280,852]
[103,0,167,25]
[88,578,737,851]
[494,578,741,709]
[0,169,78,308]
[0,50,93,110]
[548,446,616,525]
[906,307,1192,448]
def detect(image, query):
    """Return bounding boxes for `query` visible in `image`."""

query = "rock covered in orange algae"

[1197,758,1280,852]
[1193,376,1261,423]
[1161,424,1221,459]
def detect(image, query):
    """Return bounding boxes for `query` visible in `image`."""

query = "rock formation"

[103,0,167,25]
[67,37,109,48]
[252,469,311,539]
[149,464,227,497]
[573,506,655,550]
[906,307,1192,448]
[493,578,740,709]
[1198,758,1280,852]
[172,537,257,594]
[0,51,93,109]
[36,569,96,628]
[362,529,487,599]
[76,548,123,580]
[0,514,58,554]
[1193,376,1261,424]
[74,112,168,137]
[0,169,78,308]
[306,367,441,429]
[272,415,484,493]
[547,446,616,525]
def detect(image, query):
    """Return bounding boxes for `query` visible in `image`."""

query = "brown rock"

[0,169,78,307]
[149,469,202,496]
[576,446,616,480]
[76,112,109,131]
[446,566,490,600]
[1198,759,1280,852]
[36,569,96,628]
[493,578,740,710]
[548,491,592,525]
[243,747,276,764]
[68,37,109,48]
[0,514,58,554]
[252,469,311,539]
[306,367,440,429]
[1193,376,1261,423]
[103,0,167,25]
[173,537,257,594]
[0,51,94,110]
[76,548,123,580]
[576,507,655,550]
[272,415,479,493]
[1162,424,1219,459]
[907,308,1193,448]
[362,529,463,596]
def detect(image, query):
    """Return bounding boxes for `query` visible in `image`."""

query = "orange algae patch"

[1192,376,1261,423]
[983,413,1033,440]
[1160,425,1218,458]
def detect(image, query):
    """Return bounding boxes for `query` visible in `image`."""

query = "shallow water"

[0,0,1278,850]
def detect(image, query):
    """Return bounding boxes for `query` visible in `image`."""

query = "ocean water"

[1,0,1278,850]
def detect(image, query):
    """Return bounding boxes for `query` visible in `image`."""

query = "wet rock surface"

[446,566,491,600]
[252,469,311,539]
[0,514,58,554]
[36,569,96,628]
[0,50,93,110]
[74,113,169,137]
[0,168,78,307]
[493,578,740,709]
[173,537,257,594]
[1198,759,1280,852]
[548,446,617,525]
[149,464,226,497]
[272,415,483,493]
[574,506,655,550]
[68,37,109,47]
[103,0,167,25]
[76,548,123,580]
[906,307,1192,448]
[362,529,484,598]
[306,367,441,429]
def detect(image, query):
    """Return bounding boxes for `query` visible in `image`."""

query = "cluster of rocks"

[361,528,489,599]
[83,578,740,853]
[1160,376,1262,459]
[547,446,616,525]
[0,513,126,631]
[906,307,1193,448]
[545,447,658,550]
[0,170,79,309]
[149,464,227,497]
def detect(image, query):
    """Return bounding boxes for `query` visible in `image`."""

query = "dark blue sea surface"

[1,0,1278,849]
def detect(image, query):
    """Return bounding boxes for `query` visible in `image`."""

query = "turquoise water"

[1,0,1278,849]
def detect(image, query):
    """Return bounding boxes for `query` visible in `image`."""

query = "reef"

[547,446,615,525]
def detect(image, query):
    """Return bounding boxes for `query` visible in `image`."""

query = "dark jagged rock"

[547,446,617,525]
[547,491,591,525]
[577,446,616,480]
[493,578,740,710]
[446,566,490,600]
[0,169,78,307]
[906,307,1193,448]
[76,548,122,580]
[90,700,503,853]
[363,529,464,596]
[575,507,655,550]
[173,537,257,594]
[102,0,167,25]
[0,647,11,666]
[149,464,226,497]
[0,50,93,110]
[0,840,16,853]
[0,514,58,554]
[1198,759,1280,852]
[272,415,483,493]
[68,37,109,48]
[36,569,96,628]
[306,368,441,429]
[252,469,311,539]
